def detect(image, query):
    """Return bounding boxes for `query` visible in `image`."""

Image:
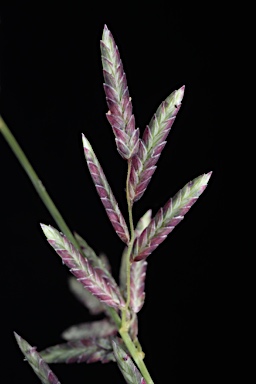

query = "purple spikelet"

[40,338,115,364]
[101,25,140,159]
[130,260,147,313]
[82,134,130,244]
[41,224,125,310]
[112,339,146,384]
[67,276,106,315]
[61,319,117,341]
[132,172,212,261]
[14,333,61,384]
[129,86,185,202]
[129,209,151,313]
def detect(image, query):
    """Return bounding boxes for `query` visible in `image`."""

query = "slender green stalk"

[118,159,154,383]
[0,116,81,250]
[105,307,121,328]
[119,328,154,384]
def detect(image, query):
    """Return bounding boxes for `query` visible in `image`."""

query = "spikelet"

[14,333,61,384]
[101,25,140,159]
[132,172,212,261]
[82,134,130,244]
[40,337,115,364]
[41,224,125,310]
[129,210,151,313]
[112,339,146,384]
[67,276,106,315]
[129,86,185,202]
[61,319,117,341]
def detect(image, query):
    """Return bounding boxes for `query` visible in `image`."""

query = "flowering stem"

[0,116,81,249]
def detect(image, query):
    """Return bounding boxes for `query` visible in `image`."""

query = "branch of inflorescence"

[117,157,155,383]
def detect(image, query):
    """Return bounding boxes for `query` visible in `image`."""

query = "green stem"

[106,307,121,328]
[118,159,154,384]
[119,328,154,384]
[0,116,80,249]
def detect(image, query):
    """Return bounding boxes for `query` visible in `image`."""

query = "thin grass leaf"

[14,332,61,384]
[68,276,105,315]
[40,338,115,364]
[112,340,146,384]
[101,25,140,159]
[129,86,185,202]
[132,172,212,261]
[61,319,117,341]
[41,224,125,310]
[82,134,130,244]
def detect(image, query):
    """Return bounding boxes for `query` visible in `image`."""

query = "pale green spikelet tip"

[141,209,152,226]
[81,134,92,151]
[193,171,212,192]
[40,223,56,239]
[174,85,185,104]
[204,171,213,184]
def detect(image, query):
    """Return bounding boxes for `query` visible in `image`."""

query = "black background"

[0,3,225,384]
